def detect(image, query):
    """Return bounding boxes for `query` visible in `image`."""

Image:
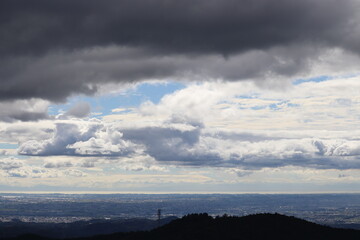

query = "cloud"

[0,46,322,102]
[0,122,54,143]
[14,77,360,171]
[1,0,360,102]
[63,169,86,177]
[5,167,86,178]
[16,121,360,170]
[44,161,73,168]
[0,158,23,170]
[63,102,91,118]
[120,124,360,170]
[195,137,360,170]
[121,123,204,164]
[79,159,96,168]
[18,121,139,157]
[0,99,50,122]
[226,169,253,178]
[0,95,90,123]
[18,122,100,155]
[0,0,357,56]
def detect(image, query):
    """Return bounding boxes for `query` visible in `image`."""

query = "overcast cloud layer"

[1,0,360,103]
[2,0,358,56]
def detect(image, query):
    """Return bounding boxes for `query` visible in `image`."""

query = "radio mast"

[157,209,161,226]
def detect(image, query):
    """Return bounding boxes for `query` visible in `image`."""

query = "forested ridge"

[7,213,360,240]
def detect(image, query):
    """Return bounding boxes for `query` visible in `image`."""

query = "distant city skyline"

[1,0,360,193]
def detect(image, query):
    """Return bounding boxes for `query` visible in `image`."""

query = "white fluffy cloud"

[18,121,139,157]
[12,76,360,172]
[0,158,23,170]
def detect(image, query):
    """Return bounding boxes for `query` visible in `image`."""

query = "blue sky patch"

[0,143,18,149]
[48,81,186,117]
[293,76,332,85]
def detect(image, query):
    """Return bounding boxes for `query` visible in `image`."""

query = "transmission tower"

[157,209,161,225]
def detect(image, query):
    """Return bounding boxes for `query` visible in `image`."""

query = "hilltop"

[11,213,360,240]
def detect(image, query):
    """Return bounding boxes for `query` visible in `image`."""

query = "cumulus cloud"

[18,122,139,157]
[1,0,360,102]
[18,123,89,155]
[13,77,360,171]
[194,137,360,169]
[123,125,360,170]
[16,122,360,171]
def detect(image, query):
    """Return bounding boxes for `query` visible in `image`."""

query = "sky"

[1,0,360,193]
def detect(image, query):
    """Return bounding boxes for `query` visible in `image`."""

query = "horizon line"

[1,191,360,195]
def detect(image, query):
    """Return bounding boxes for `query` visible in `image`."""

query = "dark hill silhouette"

[8,213,360,240]
[81,213,360,240]
[0,217,177,239]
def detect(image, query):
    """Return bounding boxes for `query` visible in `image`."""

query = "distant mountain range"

[4,213,360,240]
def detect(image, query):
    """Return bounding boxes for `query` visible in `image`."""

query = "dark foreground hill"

[0,217,176,239]
[7,213,360,240]
[80,213,360,240]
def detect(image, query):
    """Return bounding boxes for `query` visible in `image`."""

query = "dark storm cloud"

[1,47,314,102]
[0,0,357,56]
[0,0,359,102]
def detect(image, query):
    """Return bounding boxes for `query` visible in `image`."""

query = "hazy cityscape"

[1,193,359,229]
